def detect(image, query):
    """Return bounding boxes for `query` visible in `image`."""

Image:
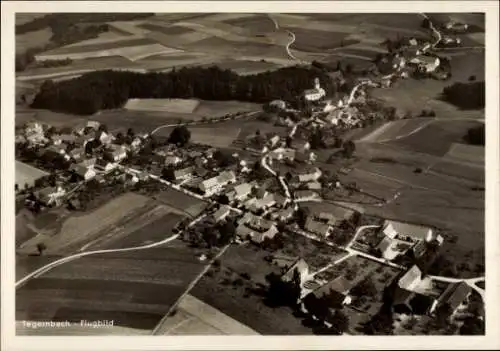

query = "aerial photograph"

[14,12,485,336]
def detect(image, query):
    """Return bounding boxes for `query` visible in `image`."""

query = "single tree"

[36,242,47,256]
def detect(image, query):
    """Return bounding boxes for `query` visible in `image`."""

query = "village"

[14,16,485,336]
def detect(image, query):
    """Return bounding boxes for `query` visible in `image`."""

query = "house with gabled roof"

[95,159,117,172]
[304,276,354,310]
[304,216,332,238]
[382,220,443,244]
[398,265,424,291]
[430,281,472,317]
[36,185,66,206]
[212,205,231,222]
[281,258,310,286]
[174,166,194,181]
[70,163,96,180]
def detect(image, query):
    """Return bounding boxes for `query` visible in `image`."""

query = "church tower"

[314,77,321,90]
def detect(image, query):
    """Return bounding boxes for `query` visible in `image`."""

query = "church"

[303,78,326,102]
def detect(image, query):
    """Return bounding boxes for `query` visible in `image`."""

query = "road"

[419,13,443,48]
[15,212,207,289]
[268,14,303,63]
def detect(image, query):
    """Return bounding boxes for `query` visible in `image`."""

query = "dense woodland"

[441,81,485,110]
[31,66,336,115]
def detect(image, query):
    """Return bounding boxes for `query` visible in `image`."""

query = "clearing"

[16,160,49,189]
[154,294,259,335]
[154,188,208,218]
[125,99,200,114]
[16,192,153,256]
[16,28,53,54]
[16,241,206,333]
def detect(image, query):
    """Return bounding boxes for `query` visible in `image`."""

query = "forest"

[441,81,485,110]
[31,65,337,115]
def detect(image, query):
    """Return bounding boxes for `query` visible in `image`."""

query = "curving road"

[419,13,443,48]
[268,14,302,63]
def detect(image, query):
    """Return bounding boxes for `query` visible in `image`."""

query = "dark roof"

[313,276,353,298]
[439,281,472,311]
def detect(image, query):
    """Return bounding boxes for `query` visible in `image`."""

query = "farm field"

[154,188,208,218]
[360,118,435,143]
[16,28,53,54]
[222,13,276,33]
[191,264,314,335]
[153,293,259,335]
[16,192,156,256]
[189,126,242,148]
[17,56,144,81]
[184,36,290,61]
[15,108,87,128]
[16,242,206,333]
[16,13,46,25]
[125,98,200,113]
[443,142,484,166]
[388,120,483,157]
[16,160,49,190]
[200,59,282,75]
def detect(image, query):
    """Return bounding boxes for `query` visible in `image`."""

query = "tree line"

[441,81,485,110]
[31,65,336,115]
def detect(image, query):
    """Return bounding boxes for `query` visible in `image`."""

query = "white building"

[304,78,326,102]
[70,163,96,180]
[199,170,236,196]
[410,55,440,73]
[213,205,231,222]
[36,186,66,206]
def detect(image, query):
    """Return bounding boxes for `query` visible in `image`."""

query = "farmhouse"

[304,216,332,237]
[295,190,321,202]
[70,163,96,180]
[80,157,96,168]
[226,182,253,202]
[212,205,231,222]
[398,265,425,291]
[409,55,440,73]
[268,148,296,162]
[174,166,194,181]
[199,170,236,196]
[376,236,412,261]
[305,276,353,307]
[36,185,66,206]
[430,281,472,317]
[296,167,322,183]
[382,220,443,244]
[236,214,278,244]
[304,78,326,102]
[269,100,287,110]
[95,159,117,172]
[281,258,310,286]
[164,155,182,166]
[271,207,295,222]
[445,21,468,32]
[105,145,127,162]
[69,148,84,162]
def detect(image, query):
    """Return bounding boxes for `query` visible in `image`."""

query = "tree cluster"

[441,81,485,110]
[464,124,485,146]
[31,65,336,115]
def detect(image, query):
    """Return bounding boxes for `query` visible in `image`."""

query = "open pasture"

[444,142,484,166]
[16,161,49,190]
[63,32,136,48]
[17,192,154,256]
[16,28,53,54]
[154,294,259,335]
[287,27,351,53]
[223,13,277,33]
[125,98,200,114]
[138,22,195,36]
[38,37,156,56]
[97,212,184,250]
[360,118,434,143]
[194,100,261,116]
[17,244,206,333]
[200,59,282,75]
[189,126,242,148]
[186,36,290,61]
[388,120,483,157]
[17,56,144,81]
[16,13,46,26]
[155,187,208,217]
